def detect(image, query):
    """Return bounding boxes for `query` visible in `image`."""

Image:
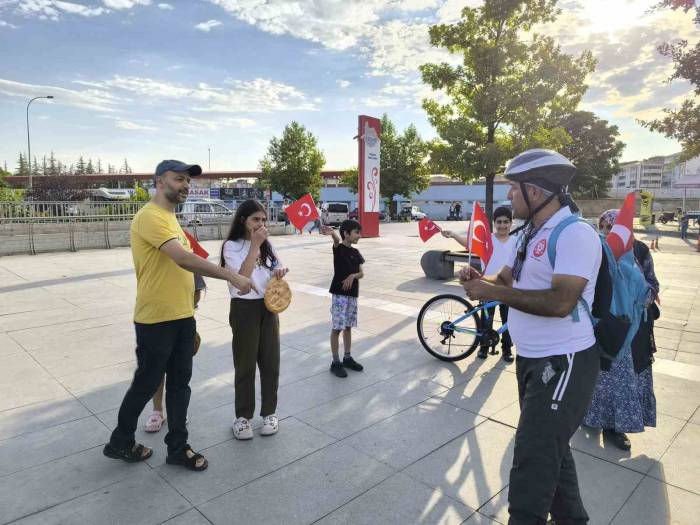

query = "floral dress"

[583,241,658,433]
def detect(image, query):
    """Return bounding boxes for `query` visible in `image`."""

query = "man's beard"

[163,183,188,204]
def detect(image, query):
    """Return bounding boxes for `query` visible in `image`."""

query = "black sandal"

[103,442,152,463]
[166,446,208,472]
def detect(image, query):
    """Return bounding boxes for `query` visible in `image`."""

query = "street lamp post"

[26,95,54,190]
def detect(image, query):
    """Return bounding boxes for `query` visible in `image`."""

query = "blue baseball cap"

[154,159,202,181]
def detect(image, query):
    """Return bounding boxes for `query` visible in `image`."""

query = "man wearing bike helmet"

[461,149,601,525]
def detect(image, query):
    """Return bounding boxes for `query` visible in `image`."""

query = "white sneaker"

[261,414,279,436]
[232,417,253,440]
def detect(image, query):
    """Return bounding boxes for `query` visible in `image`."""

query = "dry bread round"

[264,277,292,313]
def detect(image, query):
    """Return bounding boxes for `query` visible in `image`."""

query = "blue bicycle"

[417,295,508,361]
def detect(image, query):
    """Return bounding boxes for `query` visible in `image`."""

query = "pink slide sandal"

[144,411,166,433]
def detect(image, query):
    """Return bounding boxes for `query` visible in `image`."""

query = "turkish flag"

[607,192,635,259]
[285,193,320,232]
[469,202,493,268]
[183,230,209,259]
[418,217,441,242]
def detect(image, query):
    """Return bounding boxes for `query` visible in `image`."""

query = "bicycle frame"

[448,300,508,336]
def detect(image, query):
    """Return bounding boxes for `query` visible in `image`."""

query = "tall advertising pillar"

[358,115,381,238]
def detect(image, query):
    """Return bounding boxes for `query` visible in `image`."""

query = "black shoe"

[343,356,364,372]
[603,429,631,450]
[330,361,347,378]
[502,349,514,363]
[477,347,488,359]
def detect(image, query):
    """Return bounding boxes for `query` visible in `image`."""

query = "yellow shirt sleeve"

[136,206,180,249]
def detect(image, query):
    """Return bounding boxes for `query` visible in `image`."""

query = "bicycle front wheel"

[417,294,482,361]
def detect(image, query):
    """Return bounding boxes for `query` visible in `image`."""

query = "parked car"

[176,199,233,227]
[321,202,350,225]
[348,208,386,221]
[399,205,426,221]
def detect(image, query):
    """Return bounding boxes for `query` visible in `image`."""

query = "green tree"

[15,152,29,176]
[420,0,595,218]
[47,151,59,176]
[258,121,325,201]
[86,158,95,174]
[341,114,431,217]
[559,111,625,198]
[130,186,150,202]
[120,158,132,174]
[641,1,699,160]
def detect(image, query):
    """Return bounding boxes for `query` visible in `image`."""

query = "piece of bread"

[264,277,292,313]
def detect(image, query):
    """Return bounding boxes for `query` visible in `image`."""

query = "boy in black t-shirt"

[321,220,365,378]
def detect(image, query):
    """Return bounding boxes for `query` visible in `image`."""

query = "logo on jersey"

[533,239,547,258]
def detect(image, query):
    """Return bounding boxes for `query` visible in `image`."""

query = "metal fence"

[0,200,149,220]
[0,213,223,256]
[0,212,292,257]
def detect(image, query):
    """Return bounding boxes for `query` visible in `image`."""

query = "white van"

[322,202,350,225]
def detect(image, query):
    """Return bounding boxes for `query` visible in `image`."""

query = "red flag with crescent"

[183,230,209,259]
[418,217,441,242]
[469,202,493,268]
[285,193,320,232]
[607,192,636,259]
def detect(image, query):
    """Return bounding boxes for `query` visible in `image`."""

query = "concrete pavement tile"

[676,351,700,365]
[677,340,700,355]
[156,417,336,505]
[316,472,474,525]
[0,375,69,412]
[571,413,686,474]
[464,512,501,523]
[74,380,132,414]
[0,332,24,357]
[275,367,383,416]
[691,408,699,425]
[0,396,91,441]
[296,370,447,439]
[489,401,521,429]
[0,447,147,524]
[59,361,137,392]
[199,442,394,525]
[436,368,519,418]
[161,509,211,525]
[0,416,109,477]
[649,422,700,494]
[344,399,485,470]
[12,469,190,525]
[680,330,700,344]
[404,420,515,510]
[611,476,700,525]
[480,451,642,525]
[653,373,700,421]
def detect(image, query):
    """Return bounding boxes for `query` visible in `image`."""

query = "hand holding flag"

[468,202,493,269]
[285,193,320,233]
[607,192,635,259]
[418,217,441,242]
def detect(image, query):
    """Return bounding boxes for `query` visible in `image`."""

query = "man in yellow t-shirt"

[104,159,256,472]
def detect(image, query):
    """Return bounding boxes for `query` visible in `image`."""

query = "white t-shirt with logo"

[482,234,518,276]
[223,239,278,300]
[506,207,602,358]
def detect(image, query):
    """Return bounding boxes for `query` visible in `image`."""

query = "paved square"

[1,222,699,524]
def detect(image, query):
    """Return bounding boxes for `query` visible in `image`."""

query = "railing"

[0,212,291,257]
[0,200,149,220]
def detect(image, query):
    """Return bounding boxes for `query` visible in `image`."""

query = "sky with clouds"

[0,0,697,173]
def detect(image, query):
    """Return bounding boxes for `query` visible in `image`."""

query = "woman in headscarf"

[583,209,659,450]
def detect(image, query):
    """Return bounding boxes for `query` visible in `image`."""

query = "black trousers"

[109,317,195,456]
[480,303,512,351]
[508,344,600,525]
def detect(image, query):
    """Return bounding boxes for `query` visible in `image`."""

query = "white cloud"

[0,19,17,28]
[115,118,157,131]
[195,19,222,32]
[157,2,172,9]
[0,78,122,111]
[169,115,256,131]
[337,80,351,88]
[102,0,151,9]
[12,0,108,20]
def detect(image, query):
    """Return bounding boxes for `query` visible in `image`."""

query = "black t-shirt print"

[329,244,365,297]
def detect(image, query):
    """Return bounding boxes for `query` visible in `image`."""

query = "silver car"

[176,200,233,227]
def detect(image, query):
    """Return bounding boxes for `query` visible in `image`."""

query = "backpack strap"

[545,215,597,323]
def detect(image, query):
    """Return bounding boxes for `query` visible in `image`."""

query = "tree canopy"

[420,0,595,217]
[259,122,325,201]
